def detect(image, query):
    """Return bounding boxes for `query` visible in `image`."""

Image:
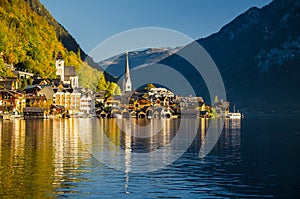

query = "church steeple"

[123,52,132,92]
[56,52,64,82]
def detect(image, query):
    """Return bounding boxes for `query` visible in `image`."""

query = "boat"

[226,105,243,119]
[227,112,242,119]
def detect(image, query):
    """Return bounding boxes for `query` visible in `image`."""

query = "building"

[105,96,121,108]
[123,52,132,93]
[56,52,65,82]
[64,66,79,88]
[37,86,54,102]
[0,76,18,90]
[148,87,174,98]
[55,52,79,88]
[23,107,45,119]
[80,94,95,114]
[53,87,81,115]
[0,89,17,113]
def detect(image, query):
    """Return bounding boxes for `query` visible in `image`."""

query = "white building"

[149,87,175,98]
[55,52,79,88]
[80,94,95,114]
[56,52,65,82]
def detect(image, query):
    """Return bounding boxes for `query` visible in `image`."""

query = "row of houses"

[0,52,97,118]
[0,52,229,119]
[0,83,96,117]
[96,86,214,119]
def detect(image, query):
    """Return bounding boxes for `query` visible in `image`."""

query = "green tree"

[96,72,106,91]
[114,85,122,96]
[105,82,121,98]
[144,83,156,90]
[21,78,27,88]
[208,107,218,119]
[213,95,219,104]
[0,57,14,77]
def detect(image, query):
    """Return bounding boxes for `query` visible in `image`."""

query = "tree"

[105,82,121,98]
[0,57,14,77]
[213,95,219,104]
[208,107,218,119]
[97,72,106,91]
[144,83,156,90]
[114,85,122,96]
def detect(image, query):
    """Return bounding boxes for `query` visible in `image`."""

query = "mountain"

[26,0,86,61]
[159,0,300,114]
[25,0,115,82]
[99,47,180,77]
[0,0,108,89]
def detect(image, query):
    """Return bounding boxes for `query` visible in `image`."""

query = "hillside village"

[0,52,229,119]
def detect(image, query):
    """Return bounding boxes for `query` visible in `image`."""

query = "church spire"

[123,52,132,92]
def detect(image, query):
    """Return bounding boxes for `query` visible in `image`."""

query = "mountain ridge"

[25,0,115,82]
[99,47,181,77]
[104,0,299,113]
[0,0,106,90]
[182,0,300,113]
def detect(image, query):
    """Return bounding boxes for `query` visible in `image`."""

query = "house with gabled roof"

[0,89,18,113]
[53,87,81,115]
[0,76,18,90]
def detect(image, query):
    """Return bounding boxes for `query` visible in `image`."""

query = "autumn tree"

[96,72,107,91]
[105,82,121,98]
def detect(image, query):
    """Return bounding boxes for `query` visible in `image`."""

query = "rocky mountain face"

[98,47,180,77]
[202,0,300,114]
[160,0,300,114]
[100,0,300,113]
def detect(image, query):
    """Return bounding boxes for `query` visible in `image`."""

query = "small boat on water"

[226,105,243,119]
[227,112,243,119]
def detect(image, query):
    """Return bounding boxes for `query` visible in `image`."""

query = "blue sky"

[40,0,272,56]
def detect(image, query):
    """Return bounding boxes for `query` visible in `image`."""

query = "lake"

[0,117,299,198]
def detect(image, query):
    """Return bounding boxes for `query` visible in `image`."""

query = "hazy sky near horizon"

[40,0,272,56]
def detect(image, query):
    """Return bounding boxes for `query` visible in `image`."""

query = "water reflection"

[0,119,91,198]
[0,118,244,198]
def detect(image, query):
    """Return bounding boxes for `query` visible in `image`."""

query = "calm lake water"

[0,117,299,198]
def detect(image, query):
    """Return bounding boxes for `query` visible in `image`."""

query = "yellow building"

[53,88,81,114]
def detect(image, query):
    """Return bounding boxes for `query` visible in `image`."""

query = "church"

[123,52,132,93]
[55,52,79,88]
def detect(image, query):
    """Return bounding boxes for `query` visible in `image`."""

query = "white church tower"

[56,52,64,82]
[123,52,132,93]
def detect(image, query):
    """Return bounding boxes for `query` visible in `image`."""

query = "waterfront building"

[14,92,26,114]
[0,89,17,113]
[80,94,95,115]
[53,87,81,115]
[105,96,121,108]
[23,107,45,119]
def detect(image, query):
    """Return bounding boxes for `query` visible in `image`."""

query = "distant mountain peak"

[158,0,300,113]
[99,47,180,77]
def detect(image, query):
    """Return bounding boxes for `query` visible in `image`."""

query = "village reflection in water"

[0,118,241,197]
[0,119,91,197]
